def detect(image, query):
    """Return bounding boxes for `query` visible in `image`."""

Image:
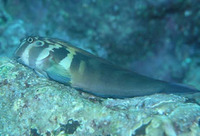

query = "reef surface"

[0,57,200,136]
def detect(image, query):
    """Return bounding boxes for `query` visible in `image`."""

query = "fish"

[14,36,199,98]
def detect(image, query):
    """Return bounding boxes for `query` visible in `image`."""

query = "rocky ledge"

[0,57,200,136]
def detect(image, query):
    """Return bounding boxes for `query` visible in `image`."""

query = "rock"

[0,57,199,135]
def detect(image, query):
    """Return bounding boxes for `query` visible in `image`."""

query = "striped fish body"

[15,36,199,98]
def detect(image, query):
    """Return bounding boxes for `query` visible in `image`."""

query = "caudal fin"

[161,83,200,94]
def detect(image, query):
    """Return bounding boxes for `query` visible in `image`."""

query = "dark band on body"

[70,52,89,72]
[50,47,70,63]
[28,43,49,67]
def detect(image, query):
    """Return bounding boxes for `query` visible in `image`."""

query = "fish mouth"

[15,57,30,68]
[14,56,25,65]
[15,57,23,64]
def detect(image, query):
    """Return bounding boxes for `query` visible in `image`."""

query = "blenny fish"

[14,36,199,98]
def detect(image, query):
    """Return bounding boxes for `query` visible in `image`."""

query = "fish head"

[14,36,48,69]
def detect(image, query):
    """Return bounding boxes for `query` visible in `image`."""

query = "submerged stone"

[0,57,200,136]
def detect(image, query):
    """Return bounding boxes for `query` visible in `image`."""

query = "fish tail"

[161,83,200,94]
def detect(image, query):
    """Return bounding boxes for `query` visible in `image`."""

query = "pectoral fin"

[46,65,71,85]
[46,71,71,84]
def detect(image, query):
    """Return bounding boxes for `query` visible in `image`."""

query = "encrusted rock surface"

[0,57,200,136]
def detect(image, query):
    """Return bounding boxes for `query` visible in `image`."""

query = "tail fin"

[161,83,200,94]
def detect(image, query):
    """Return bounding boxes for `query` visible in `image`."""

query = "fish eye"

[27,37,34,43]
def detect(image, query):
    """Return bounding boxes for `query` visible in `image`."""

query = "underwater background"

[0,0,200,135]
